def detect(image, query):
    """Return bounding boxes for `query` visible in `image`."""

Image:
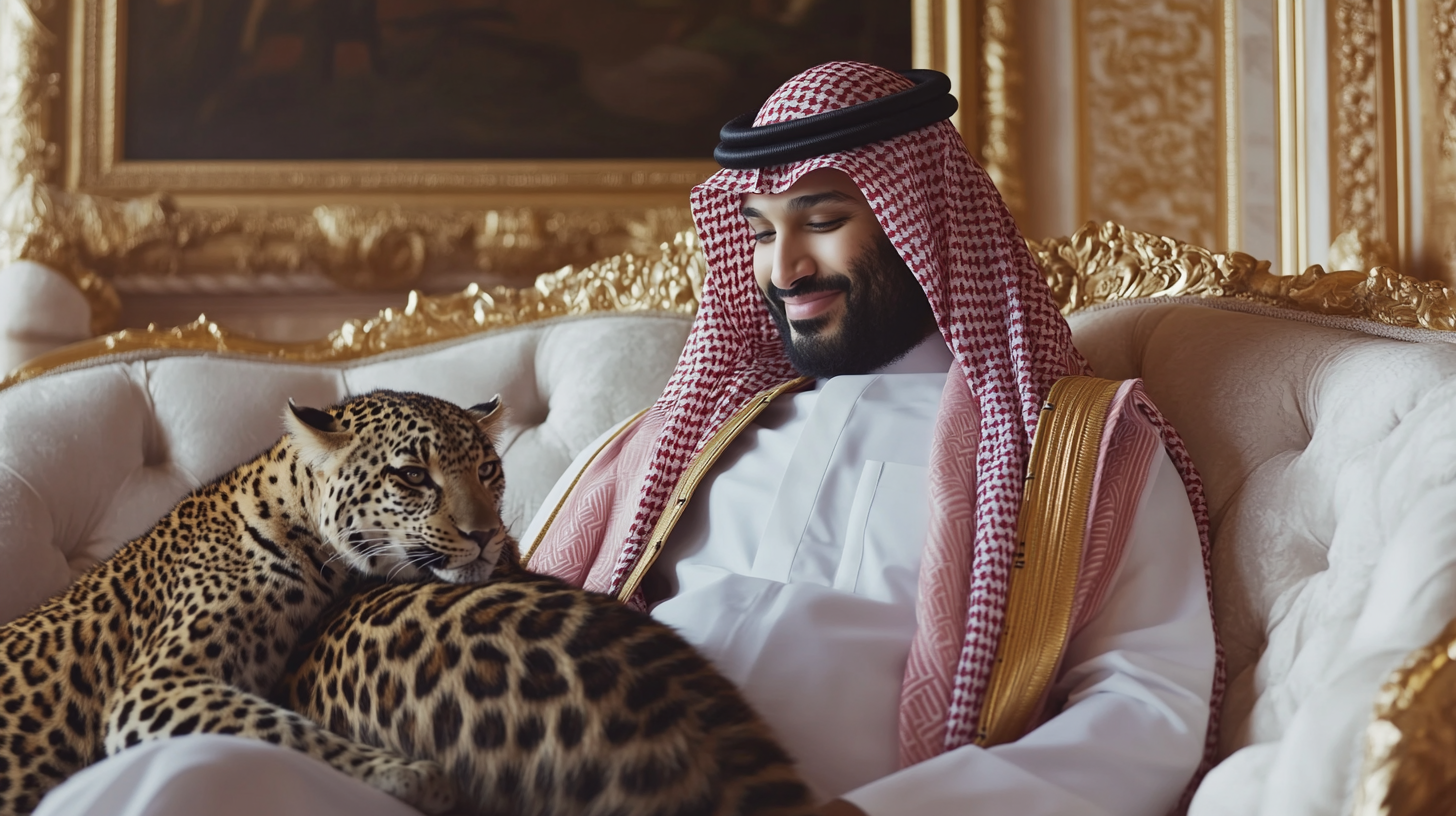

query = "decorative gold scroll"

[0,230,705,390]
[1352,616,1456,816]
[1028,221,1456,331]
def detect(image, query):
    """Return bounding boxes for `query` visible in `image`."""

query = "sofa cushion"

[1069,300,1456,815]
[0,312,691,625]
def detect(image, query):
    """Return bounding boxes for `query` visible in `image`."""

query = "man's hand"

[817,799,869,816]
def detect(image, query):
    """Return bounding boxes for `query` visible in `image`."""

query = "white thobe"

[649,336,1217,816]
[35,339,1215,816]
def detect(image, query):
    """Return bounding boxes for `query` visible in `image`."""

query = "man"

[35,62,1218,816]
[525,61,1219,815]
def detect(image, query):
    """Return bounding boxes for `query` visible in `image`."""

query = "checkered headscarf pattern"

[604,61,1219,771]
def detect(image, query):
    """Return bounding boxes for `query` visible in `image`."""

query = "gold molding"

[978,0,1025,224]
[1329,1,1385,249]
[1327,0,1412,273]
[10,220,1456,392]
[1278,0,1311,276]
[913,0,975,147]
[1076,0,1223,251]
[0,230,705,390]
[1352,615,1456,816]
[1424,0,1456,285]
[1028,220,1456,331]
[1221,0,1240,254]
[914,0,1025,226]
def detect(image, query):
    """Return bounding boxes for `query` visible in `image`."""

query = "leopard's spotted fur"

[284,561,817,816]
[0,389,512,815]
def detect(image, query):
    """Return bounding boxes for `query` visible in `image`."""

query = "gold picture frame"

[0,0,1006,335]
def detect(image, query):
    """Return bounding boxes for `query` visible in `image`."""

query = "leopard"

[282,546,818,816]
[0,389,515,816]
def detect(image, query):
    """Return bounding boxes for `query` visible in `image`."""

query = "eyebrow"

[740,190,855,218]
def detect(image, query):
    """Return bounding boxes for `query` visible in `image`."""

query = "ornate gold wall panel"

[976,0,1025,221]
[1076,0,1224,251]
[1325,0,1408,274]
[1423,0,1456,285]
[913,0,1025,226]
[1329,1,1385,245]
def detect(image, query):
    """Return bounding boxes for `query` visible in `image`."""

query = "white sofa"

[2,224,1454,814]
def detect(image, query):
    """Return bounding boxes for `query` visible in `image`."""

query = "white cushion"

[0,312,691,624]
[0,261,92,373]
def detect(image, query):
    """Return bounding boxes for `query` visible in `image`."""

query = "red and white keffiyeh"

[564,60,1220,781]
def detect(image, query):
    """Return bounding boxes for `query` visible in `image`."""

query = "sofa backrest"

[0,313,691,624]
[1070,299,1456,779]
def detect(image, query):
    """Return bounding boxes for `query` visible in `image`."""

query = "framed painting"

[1,0,1002,330]
[74,0,912,195]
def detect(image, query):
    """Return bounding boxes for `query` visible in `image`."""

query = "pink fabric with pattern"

[530,60,1222,792]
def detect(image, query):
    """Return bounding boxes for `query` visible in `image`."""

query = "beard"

[762,234,939,379]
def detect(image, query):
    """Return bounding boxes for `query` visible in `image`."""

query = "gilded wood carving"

[7,220,1455,393]
[1028,221,1456,331]
[1352,615,1456,816]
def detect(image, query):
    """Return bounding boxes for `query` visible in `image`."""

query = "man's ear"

[467,395,505,433]
[284,399,353,463]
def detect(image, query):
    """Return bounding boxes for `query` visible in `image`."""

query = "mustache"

[766,274,852,303]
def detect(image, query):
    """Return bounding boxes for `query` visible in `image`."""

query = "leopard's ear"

[284,399,354,462]
[467,395,504,432]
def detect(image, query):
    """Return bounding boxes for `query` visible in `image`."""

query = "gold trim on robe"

[974,375,1122,747]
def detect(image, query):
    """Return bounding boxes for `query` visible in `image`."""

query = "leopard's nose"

[465,529,497,548]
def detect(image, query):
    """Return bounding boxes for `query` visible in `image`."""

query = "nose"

[465,528,498,549]
[770,234,817,291]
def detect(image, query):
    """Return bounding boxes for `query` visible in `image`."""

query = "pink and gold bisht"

[525,61,1223,794]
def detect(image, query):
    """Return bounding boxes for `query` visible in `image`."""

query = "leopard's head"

[285,389,519,584]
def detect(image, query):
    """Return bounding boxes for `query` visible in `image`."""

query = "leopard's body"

[0,390,511,815]
[284,569,817,816]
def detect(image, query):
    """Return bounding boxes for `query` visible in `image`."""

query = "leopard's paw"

[371,757,457,815]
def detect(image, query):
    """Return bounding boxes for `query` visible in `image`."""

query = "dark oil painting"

[123,0,912,161]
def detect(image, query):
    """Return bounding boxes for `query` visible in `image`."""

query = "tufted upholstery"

[3,291,1456,813]
[0,313,691,625]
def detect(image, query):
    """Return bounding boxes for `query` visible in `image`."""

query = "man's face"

[740,168,937,378]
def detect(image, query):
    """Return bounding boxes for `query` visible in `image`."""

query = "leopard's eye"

[397,466,431,486]
[478,460,499,483]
